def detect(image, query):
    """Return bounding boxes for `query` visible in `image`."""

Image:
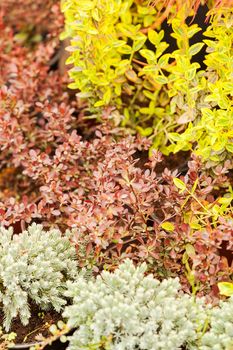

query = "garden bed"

[0,0,232,349]
[0,307,60,345]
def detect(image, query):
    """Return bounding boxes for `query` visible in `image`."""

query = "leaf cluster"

[61,0,233,165]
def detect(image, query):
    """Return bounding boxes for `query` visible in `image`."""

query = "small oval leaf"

[160,222,175,231]
[218,282,233,297]
[173,178,186,191]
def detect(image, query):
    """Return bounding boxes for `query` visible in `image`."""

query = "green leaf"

[140,49,156,61]
[76,92,92,98]
[168,133,181,142]
[111,40,127,48]
[216,117,230,127]
[218,282,233,297]
[185,244,196,258]
[133,35,147,51]
[148,29,164,46]
[68,82,80,90]
[190,222,202,230]
[158,54,170,67]
[141,65,158,73]
[94,100,105,107]
[49,324,58,335]
[154,76,168,84]
[160,222,175,231]
[143,90,156,100]
[117,45,132,54]
[173,178,186,192]
[185,67,197,81]
[14,32,29,43]
[188,43,205,56]
[226,143,233,153]
[57,320,65,330]
[218,197,232,205]
[136,126,153,136]
[60,335,67,343]
[103,88,111,104]
[187,25,201,39]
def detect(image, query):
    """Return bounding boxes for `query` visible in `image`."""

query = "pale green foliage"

[61,1,233,165]
[63,259,207,350]
[0,223,78,331]
[199,297,233,350]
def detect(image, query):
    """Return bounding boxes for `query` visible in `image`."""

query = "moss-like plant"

[61,0,233,165]
[199,296,233,350]
[63,259,207,350]
[63,259,233,350]
[0,223,78,331]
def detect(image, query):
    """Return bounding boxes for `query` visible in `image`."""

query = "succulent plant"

[0,223,78,331]
[63,259,207,350]
[199,296,233,350]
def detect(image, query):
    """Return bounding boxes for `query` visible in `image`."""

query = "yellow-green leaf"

[190,222,202,230]
[136,126,153,136]
[154,76,168,84]
[226,143,233,153]
[188,43,205,56]
[173,178,186,191]
[185,244,196,258]
[160,222,175,231]
[140,49,156,61]
[117,45,132,54]
[94,100,105,107]
[148,29,164,45]
[218,282,233,297]
[218,197,232,205]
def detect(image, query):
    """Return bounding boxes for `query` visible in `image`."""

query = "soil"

[0,304,61,344]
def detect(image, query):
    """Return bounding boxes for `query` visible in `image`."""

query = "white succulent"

[199,296,233,350]
[0,223,78,331]
[63,259,207,350]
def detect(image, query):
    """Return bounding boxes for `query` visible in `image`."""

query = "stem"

[187,189,211,214]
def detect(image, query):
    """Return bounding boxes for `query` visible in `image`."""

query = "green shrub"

[61,1,233,165]
[0,223,78,331]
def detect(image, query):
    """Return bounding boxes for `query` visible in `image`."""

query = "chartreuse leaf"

[136,126,153,136]
[188,43,205,56]
[154,76,168,84]
[226,143,233,153]
[148,29,164,46]
[140,49,156,61]
[218,282,233,297]
[160,222,175,231]
[173,178,186,192]
[185,244,196,258]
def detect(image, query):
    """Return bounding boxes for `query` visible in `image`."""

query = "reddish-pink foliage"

[1,0,63,35]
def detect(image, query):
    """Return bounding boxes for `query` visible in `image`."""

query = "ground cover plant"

[63,259,233,350]
[0,223,77,331]
[0,0,232,348]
